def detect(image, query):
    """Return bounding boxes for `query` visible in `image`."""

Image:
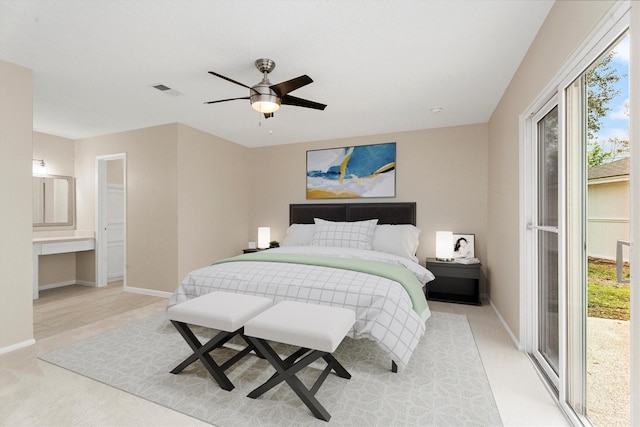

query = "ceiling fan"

[205,58,327,119]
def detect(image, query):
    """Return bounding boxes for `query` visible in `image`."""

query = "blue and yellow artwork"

[306,142,396,199]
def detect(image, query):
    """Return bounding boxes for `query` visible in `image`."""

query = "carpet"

[39,311,502,426]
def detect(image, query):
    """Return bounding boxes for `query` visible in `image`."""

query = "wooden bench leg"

[246,336,351,422]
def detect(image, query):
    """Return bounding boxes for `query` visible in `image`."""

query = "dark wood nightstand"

[425,258,481,305]
[242,248,264,254]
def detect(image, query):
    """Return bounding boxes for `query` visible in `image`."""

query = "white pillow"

[311,218,378,250]
[372,224,421,262]
[281,224,315,247]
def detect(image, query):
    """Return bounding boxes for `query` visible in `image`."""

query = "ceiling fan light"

[252,99,280,113]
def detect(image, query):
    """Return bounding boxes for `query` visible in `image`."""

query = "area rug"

[39,311,502,426]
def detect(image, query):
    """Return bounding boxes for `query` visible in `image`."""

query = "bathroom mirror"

[33,175,75,227]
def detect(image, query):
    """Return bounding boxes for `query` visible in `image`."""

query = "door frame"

[629,3,639,425]
[520,2,636,424]
[95,153,127,288]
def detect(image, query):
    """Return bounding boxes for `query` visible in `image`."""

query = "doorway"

[582,33,630,427]
[522,7,634,425]
[96,154,127,289]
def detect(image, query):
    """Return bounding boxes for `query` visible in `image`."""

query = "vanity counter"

[33,234,95,299]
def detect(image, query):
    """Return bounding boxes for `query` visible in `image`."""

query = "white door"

[96,153,126,288]
[106,184,124,282]
[523,4,637,423]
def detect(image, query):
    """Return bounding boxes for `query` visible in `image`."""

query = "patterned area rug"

[39,311,502,426]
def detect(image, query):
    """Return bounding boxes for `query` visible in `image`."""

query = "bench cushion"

[244,301,355,353]
[167,292,272,332]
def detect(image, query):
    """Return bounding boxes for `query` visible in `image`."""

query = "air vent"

[151,83,182,97]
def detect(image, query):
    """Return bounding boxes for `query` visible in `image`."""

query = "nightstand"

[425,258,481,305]
[242,248,264,254]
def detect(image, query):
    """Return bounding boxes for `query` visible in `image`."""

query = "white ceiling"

[0,0,554,148]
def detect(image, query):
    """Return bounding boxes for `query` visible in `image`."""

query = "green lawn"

[588,258,630,320]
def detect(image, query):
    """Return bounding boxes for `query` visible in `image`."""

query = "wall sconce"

[32,158,47,176]
[258,227,271,249]
[436,231,454,261]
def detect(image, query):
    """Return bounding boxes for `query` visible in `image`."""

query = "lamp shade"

[435,231,453,261]
[258,227,271,249]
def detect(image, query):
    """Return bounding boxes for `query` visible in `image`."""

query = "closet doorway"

[96,153,126,288]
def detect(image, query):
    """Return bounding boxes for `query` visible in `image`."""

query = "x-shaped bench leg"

[245,336,351,422]
[170,321,260,391]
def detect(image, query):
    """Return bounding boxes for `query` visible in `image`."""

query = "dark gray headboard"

[290,202,416,225]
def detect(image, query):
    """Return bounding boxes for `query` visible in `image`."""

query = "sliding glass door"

[530,102,560,388]
[523,6,633,424]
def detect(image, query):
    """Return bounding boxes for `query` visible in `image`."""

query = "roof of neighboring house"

[588,157,630,180]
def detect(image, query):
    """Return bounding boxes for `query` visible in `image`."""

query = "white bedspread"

[167,247,435,370]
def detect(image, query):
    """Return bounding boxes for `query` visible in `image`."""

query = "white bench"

[166,291,273,391]
[244,301,356,422]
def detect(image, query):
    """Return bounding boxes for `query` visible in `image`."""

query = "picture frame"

[452,233,475,258]
[306,142,396,199]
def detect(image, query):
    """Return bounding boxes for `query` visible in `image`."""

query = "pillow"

[311,218,378,250]
[281,224,315,247]
[372,224,421,262]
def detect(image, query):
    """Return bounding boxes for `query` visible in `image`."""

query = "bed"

[167,202,434,371]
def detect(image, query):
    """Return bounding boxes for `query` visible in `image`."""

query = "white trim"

[628,2,639,423]
[489,297,522,350]
[0,339,36,355]
[520,1,633,424]
[587,218,629,224]
[38,280,97,291]
[587,175,629,185]
[75,280,96,287]
[95,153,127,290]
[123,285,171,299]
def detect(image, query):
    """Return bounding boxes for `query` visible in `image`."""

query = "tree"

[608,136,630,161]
[587,141,612,167]
[586,52,620,142]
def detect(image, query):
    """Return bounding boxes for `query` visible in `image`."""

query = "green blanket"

[214,253,429,320]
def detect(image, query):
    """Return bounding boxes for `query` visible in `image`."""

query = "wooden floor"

[33,282,166,340]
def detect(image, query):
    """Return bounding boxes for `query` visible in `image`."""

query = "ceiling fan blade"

[281,94,327,110]
[208,71,251,89]
[204,96,250,104]
[270,75,313,97]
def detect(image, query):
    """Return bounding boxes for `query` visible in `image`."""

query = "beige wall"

[75,124,179,293]
[107,158,124,185]
[176,124,251,279]
[0,60,34,349]
[588,179,629,261]
[74,123,253,293]
[32,132,77,285]
[248,124,490,291]
[487,0,615,338]
[32,131,75,176]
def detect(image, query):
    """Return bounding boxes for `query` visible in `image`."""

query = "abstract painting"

[306,142,396,199]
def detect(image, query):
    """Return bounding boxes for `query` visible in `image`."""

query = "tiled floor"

[0,284,570,426]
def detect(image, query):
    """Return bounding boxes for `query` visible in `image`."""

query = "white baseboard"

[76,280,96,287]
[0,338,36,355]
[123,285,172,299]
[488,297,523,350]
[39,280,96,291]
[39,280,76,291]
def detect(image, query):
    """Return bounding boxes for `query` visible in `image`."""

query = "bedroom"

[1,1,638,426]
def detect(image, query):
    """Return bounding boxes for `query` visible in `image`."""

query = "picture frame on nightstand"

[452,233,474,258]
